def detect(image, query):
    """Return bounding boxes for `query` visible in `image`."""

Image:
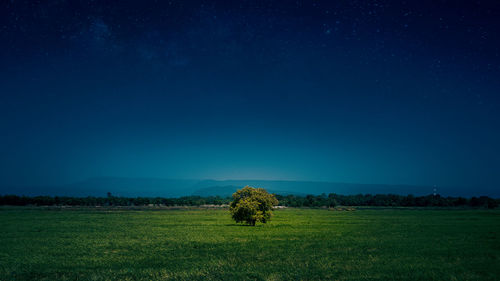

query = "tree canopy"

[229,186,279,226]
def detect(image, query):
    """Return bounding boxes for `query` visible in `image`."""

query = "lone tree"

[230,186,279,226]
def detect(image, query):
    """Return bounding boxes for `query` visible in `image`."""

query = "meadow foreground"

[0,207,499,280]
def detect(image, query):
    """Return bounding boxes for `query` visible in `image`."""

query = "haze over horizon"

[4,176,497,198]
[1,1,499,195]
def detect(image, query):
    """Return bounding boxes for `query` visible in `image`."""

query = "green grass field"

[0,207,499,281]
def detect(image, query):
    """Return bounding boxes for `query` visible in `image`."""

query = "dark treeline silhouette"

[0,194,230,207]
[275,193,499,209]
[0,193,498,209]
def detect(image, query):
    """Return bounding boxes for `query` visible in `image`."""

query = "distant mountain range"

[191,180,432,197]
[0,177,497,197]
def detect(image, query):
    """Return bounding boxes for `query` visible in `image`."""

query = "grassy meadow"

[0,207,499,280]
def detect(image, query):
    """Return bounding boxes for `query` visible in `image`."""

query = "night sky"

[1,1,499,193]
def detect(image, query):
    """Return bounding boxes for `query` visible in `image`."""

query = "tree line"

[275,193,499,209]
[0,193,498,209]
[0,194,230,207]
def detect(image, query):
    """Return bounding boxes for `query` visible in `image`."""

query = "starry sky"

[1,0,499,193]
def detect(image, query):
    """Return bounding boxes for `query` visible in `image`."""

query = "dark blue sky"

[1,0,499,191]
